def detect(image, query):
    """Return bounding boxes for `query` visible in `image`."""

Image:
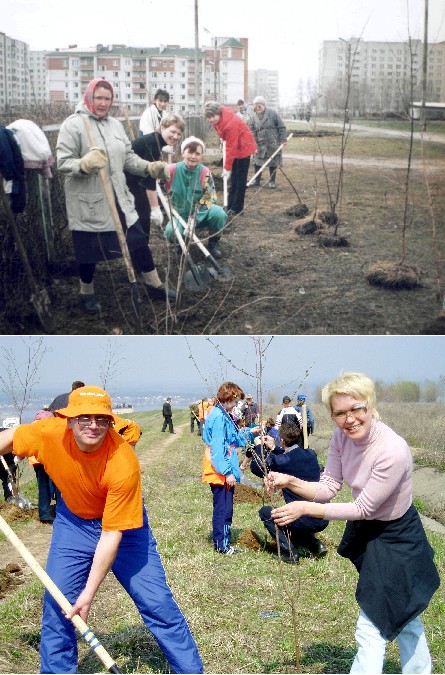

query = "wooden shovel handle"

[0,513,121,673]
[81,114,137,284]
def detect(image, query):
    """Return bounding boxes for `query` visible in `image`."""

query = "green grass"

[0,409,443,673]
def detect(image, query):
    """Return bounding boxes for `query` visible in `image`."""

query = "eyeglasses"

[74,416,111,429]
[331,404,368,422]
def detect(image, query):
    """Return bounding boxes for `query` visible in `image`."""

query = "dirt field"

[2,130,444,336]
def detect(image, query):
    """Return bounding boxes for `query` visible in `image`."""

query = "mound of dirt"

[0,502,38,522]
[0,563,24,599]
[237,529,264,551]
[234,484,264,504]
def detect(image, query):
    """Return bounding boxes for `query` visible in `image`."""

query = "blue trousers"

[40,499,203,674]
[210,483,234,552]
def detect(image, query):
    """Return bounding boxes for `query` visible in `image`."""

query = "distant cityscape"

[0,390,205,424]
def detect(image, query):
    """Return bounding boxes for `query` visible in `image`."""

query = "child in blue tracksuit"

[202,382,247,555]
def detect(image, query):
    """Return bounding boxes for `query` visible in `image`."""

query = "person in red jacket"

[204,101,257,217]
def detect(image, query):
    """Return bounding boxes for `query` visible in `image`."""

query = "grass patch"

[0,409,443,673]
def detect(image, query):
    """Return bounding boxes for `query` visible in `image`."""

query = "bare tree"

[98,338,125,394]
[0,337,50,423]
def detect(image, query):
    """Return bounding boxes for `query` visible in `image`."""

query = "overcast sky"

[4,0,445,101]
[0,336,443,400]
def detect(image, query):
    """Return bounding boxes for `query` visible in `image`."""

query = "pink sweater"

[315,418,413,521]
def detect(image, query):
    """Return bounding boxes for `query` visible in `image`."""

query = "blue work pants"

[40,499,203,674]
[210,483,234,552]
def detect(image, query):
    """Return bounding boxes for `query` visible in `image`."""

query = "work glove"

[150,206,164,227]
[146,161,171,182]
[79,147,107,174]
[222,169,231,180]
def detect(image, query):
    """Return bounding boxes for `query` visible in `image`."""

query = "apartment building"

[45,38,248,114]
[318,37,445,116]
[248,69,279,109]
[0,32,29,109]
[28,51,48,104]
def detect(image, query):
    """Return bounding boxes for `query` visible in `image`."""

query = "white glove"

[222,169,231,180]
[162,145,175,155]
[150,206,164,227]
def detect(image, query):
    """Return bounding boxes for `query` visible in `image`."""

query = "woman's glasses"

[331,404,368,422]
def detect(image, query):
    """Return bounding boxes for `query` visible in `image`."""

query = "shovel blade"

[183,264,212,292]
[208,264,234,282]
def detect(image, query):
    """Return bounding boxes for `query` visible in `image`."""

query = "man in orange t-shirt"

[0,385,202,675]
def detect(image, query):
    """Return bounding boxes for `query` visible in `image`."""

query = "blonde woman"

[266,371,439,674]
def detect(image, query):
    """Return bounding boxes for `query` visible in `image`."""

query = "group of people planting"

[56,78,288,313]
[201,372,440,674]
[0,371,440,673]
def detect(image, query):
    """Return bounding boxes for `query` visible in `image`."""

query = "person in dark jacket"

[48,380,85,412]
[161,397,175,433]
[126,113,185,238]
[247,96,288,189]
[250,423,328,563]
[204,101,257,216]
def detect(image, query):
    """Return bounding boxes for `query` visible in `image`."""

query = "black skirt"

[337,504,440,640]
[72,230,122,264]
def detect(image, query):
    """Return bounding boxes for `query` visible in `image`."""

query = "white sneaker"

[220,545,241,555]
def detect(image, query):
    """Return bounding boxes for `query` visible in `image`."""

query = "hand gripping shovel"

[156,185,211,292]
[0,513,122,673]
[0,455,32,510]
[82,115,141,323]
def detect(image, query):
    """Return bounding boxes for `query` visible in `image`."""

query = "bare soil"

[2,152,444,335]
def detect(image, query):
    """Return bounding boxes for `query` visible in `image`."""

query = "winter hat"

[253,96,266,106]
[204,101,223,118]
[56,385,115,419]
[181,136,206,154]
[297,393,307,402]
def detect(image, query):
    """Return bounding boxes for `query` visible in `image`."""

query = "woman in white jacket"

[57,78,173,312]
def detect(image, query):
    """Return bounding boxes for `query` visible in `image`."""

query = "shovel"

[81,115,141,323]
[0,455,32,510]
[175,207,233,283]
[0,180,54,333]
[0,513,122,673]
[156,185,211,292]
[247,133,293,186]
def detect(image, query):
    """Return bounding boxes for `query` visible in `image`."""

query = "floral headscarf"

[83,78,113,114]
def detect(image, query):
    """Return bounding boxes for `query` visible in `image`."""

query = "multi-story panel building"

[318,37,445,116]
[45,38,248,114]
[247,69,279,109]
[28,51,48,104]
[0,32,29,110]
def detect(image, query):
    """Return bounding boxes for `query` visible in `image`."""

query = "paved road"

[284,119,445,145]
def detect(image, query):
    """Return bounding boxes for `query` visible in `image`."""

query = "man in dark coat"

[161,397,175,433]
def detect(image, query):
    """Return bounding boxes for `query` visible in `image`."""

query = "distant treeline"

[312,378,445,404]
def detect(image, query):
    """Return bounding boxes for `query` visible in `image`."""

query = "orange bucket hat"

[56,385,115,420]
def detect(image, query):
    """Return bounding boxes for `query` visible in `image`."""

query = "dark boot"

[208,236,222,259]
[297,532,328,558]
